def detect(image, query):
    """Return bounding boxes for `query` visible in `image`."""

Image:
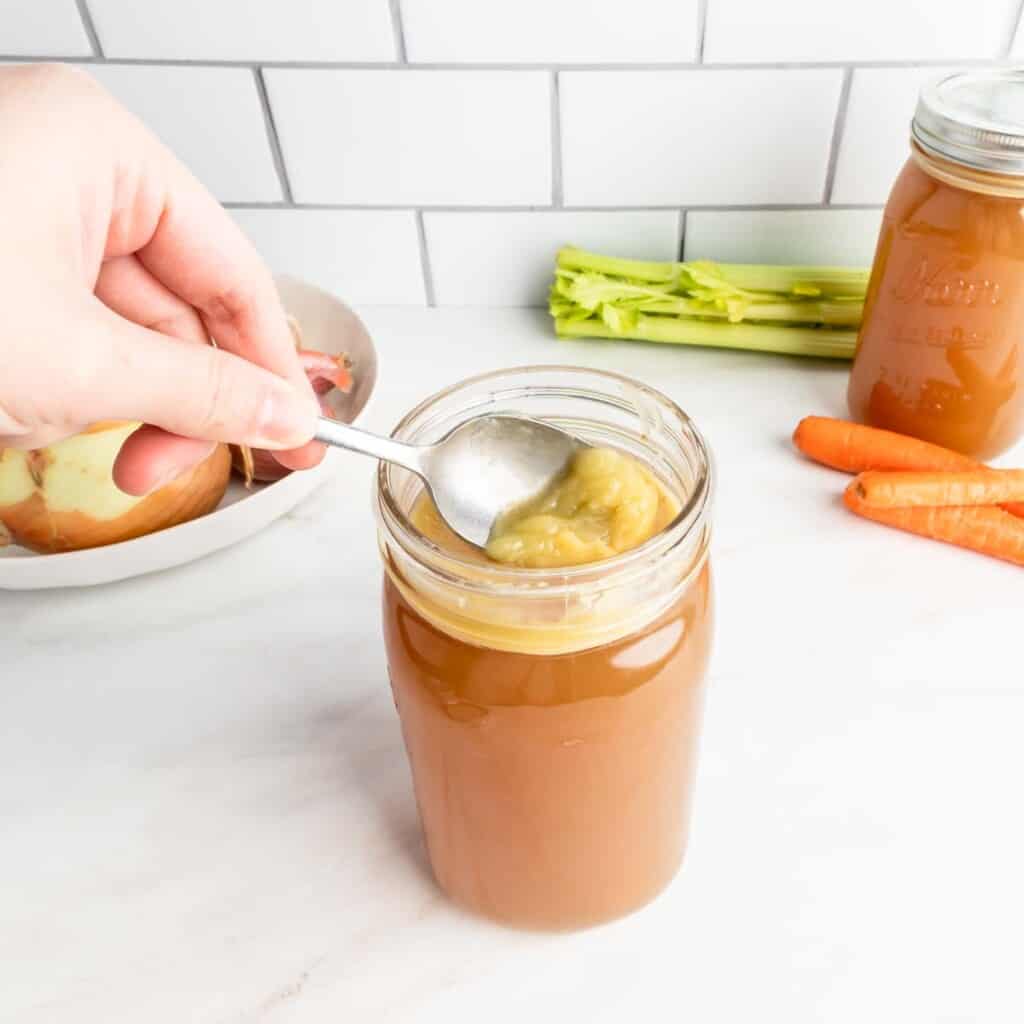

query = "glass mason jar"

[375,367,714,931]
[849,70,1024,459]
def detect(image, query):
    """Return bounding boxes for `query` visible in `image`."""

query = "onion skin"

[233,346,354,484]
[0,426,231,554]
[232,444,292,484]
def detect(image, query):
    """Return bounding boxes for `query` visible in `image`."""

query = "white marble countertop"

[3,308,1022,1023]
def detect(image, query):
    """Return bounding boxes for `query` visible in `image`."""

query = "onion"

[234,315,355,484]
[0,422,231,554]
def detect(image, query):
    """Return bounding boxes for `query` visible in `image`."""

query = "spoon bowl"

[314,414,584,548]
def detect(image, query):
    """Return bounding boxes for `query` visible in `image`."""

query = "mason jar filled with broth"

[850,70,1024,458]
[375,366,715,930]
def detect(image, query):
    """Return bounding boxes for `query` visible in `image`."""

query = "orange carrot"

[793,416,977,473]
[794,416,1024,519]
[851,469,1024,509]
[843,482,1024,567]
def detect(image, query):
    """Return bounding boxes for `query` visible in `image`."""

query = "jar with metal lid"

[375,366,714,930]
[849,70,1024,458]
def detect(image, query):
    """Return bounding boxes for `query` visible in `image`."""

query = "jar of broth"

[849,70,1024,459]
[375,367,714,931]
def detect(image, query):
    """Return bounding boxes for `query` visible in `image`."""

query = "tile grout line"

[415,211,437,306]
[696,0,709,63]
[73,0,104,58]
[3,55,1017,72]
[822,67,854,204]
[253,68,294,204]
[550,72,564,206]
[221,201,886,213]
[1007,0,1024,55]
[388,0,408,63]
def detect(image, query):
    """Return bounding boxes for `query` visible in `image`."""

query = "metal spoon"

[314,414,584,548]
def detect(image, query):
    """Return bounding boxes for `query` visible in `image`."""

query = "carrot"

[851,469,1024,509]
[794,416,1024,519]
[843,482,1024,567]
[793,416,976,473]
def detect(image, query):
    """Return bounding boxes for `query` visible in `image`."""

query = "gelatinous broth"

[486,447,676,568]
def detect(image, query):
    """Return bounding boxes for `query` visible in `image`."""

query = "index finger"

[135,160,323,469]
[136,165,304,390]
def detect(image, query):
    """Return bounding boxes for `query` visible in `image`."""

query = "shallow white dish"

[0,276,378,591]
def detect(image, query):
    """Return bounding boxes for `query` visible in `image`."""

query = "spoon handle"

[313,417,426,477]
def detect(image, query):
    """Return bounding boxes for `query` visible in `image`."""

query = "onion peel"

[0,425,232,554]
[232,315,354,484]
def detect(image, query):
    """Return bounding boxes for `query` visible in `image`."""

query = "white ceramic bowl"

[0,276,378,590]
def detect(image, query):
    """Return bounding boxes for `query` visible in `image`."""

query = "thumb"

[83,302,319,449]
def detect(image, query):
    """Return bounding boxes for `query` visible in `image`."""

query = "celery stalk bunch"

[550,246,870,360]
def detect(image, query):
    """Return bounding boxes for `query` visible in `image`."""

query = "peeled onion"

[0,422,231,554]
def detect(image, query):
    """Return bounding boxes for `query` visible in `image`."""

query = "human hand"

[0,63,323,496]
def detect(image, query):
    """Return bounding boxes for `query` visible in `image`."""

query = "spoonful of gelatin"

[314,414,586,550]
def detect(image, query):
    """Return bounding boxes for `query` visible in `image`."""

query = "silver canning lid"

[912,70,1024,175]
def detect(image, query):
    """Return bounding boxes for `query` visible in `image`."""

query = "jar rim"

[375,365,714,598]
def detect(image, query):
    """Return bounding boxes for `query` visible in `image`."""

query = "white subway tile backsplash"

[561,69,843,206]
[0,0,92,57]
[88,0,395,62]
[0,0,1015,310]
[705,0,1018,62]
[831,66,971,205]
[82,64,282,202]
[425,211,680,306]
[265,70,551,205]
[684,209,882,266]
[401,0,699,64]
[231,209,425,305]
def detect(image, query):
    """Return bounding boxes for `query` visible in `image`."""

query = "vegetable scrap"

[550,246,869,359]
[843,487,1024,567]
[0,426,231,554]
[794,416,1024,567]
[793,416,1024,519]
[235,315,353,484]
[850,469,1024,510]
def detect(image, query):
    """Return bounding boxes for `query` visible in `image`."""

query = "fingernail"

[256,388,317,448]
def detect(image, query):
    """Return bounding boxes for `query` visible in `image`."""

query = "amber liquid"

[382,562,713,931]
[849,157,1024,459]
